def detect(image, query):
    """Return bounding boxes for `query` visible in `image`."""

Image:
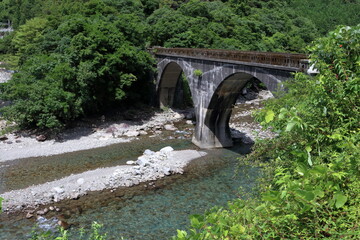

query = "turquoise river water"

[0,123,259,240]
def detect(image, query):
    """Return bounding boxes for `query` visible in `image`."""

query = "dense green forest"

[0,1,359,239]
[0,0,359,130]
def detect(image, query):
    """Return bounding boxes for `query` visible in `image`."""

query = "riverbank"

[0,89,274,219]
[0,109,186,162]
[0,90,273,162]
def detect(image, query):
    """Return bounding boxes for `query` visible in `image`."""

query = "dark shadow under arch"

[158,62,183,107]
[204,72,257,147]
[158,62,194,109]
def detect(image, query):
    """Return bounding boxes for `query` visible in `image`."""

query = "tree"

[172,24,360,240]
[12,17,49,57]
[1,11,154,130]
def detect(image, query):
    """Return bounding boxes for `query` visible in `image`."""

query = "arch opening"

[158,62,193,110]
[195,72,272,148]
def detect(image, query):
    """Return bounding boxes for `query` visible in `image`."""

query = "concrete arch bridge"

[154,47,309,149]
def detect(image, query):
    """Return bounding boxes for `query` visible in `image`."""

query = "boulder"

[52,187,64,194]
[36,135,47,142]
[36,210,46,215]
[163,167,171,176]
[143,149,155,155]
[136,156,150,167]
[139,130,148,135]
[124,130,140,137]
[164,124,178,131]
[0,135,8,141]
[160,146,174,154]
[70,192,80,200]
[126,160,136,165]
[186,120,194,125]
[77,178,84,185]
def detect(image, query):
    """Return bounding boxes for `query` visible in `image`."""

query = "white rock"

[52,187,64,194]
[164,124,178,131]
[77,178,85,185]
[139,131,148,135]
[186,120,193,125]
[163,167,171,176]
[143,149,155,155]
[124,130,140,137]
[136,156,150,167]
[126,160,136,165]
[160,146,174,153]
[70,192,80,200]
[173,113,182,119]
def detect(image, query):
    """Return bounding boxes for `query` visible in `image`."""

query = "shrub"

[172,25,360,239]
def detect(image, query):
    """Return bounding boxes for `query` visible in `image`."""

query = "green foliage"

[0,54,19,70]
[0,4,154,130]
[148,0,320,52]
[193,69,203,77]
[12,17,49,57]
[29,221,108,240]
[172,25,360,239]
[289,0,360,35]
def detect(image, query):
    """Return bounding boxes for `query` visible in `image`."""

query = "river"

[0,95,269,239]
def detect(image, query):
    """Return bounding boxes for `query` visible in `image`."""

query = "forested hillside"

[0,0,359,130]
[0,1,359,239]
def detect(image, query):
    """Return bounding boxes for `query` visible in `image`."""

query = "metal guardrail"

[153,47,309,69]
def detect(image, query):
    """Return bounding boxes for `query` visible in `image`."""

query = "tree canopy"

[0,0,359,130]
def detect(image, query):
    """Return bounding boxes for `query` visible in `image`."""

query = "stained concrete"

[156,54,302,148]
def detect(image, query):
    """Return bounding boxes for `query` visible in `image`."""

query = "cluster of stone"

[109,146,181,188]
[1,147,204,214]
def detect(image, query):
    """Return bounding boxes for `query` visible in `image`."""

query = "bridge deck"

[154,47,308,70]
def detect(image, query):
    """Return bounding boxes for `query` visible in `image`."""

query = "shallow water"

[0,103,261,239]
[0,139,257,240]
[0,136,194,194]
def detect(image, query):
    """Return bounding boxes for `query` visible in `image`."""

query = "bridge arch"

[157,60,195,108]
[155,49,306,148]
[195,72,254,148]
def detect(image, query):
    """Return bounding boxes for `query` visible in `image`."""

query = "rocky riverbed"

[1,147,206,215]
[0,85,274,220]
[0,109,187,162]
[0,68,13,83]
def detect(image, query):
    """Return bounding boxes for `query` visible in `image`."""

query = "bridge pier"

[155,48,307,149]
[192,107,233,148]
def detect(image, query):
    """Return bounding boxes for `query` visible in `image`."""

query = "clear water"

[0,103,260,239]
[0,137,194,193]
[0,140,257,240]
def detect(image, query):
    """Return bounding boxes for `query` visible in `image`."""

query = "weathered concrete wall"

[156,55,296,148]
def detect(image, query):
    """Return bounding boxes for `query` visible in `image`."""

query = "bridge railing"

[153,47,309,69]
